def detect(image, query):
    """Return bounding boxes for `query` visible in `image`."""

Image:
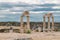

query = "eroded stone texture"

[20,11,30,33]
[43,13,54,32]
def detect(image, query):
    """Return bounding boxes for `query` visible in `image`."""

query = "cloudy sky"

[0,0,60,22]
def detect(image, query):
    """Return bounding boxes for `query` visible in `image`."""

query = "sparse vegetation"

[26,29,31,34]
[36,29,39,32]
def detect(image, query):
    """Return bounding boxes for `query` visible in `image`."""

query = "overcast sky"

[0,0,60,22]
[0,0,60,4]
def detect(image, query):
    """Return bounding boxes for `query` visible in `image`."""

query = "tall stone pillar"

[20,16,24,33]
[48,16,50,31]
[27,16,30,30]
[52,16,54,31]
[43,16,46,32]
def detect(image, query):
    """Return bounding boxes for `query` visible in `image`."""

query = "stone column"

[52,16,54,31]
[20,16,24,33]
[43,16,46,32]
[27,16,30,30]
[48,16,50,32]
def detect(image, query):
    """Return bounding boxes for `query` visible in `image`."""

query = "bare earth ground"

[0,32,60,40]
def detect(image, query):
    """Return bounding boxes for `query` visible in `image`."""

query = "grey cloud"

[0,2,60,13]
[0,2,13,10]
[0,2,60,10]
[0,2,33,10]
[30,7,60,11]
[35,4,60,7]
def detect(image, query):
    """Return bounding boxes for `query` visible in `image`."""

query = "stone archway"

[20,11,30,33]
[43,13,54,32]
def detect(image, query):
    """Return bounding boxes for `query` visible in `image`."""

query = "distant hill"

[0,22,60,26]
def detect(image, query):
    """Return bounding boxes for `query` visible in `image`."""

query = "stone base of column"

[47,29,52,32]
[20,29,24,33]
[43,29,46,32]
[38,27,41,32]
[51,29,55,32]
[43,27,46,32]
[52,28,55,31]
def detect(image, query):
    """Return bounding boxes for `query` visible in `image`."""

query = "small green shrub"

[26,30,31,34]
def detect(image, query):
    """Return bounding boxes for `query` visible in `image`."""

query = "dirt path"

[0,32,60,40]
